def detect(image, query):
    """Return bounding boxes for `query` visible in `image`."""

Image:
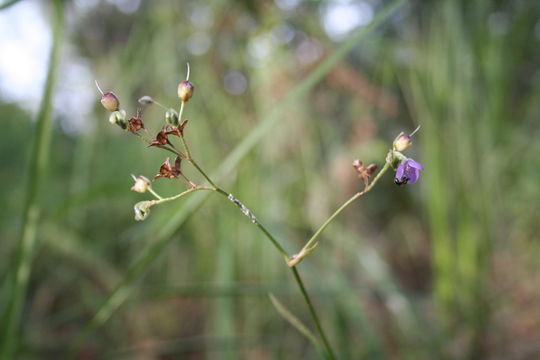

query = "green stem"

[288,160,392,267]
[292,267,335,360]
[212,187,290,261]
[147,187,163,200]
[185,155,334,358]
[153,186,215,205]
[0,1,64,359]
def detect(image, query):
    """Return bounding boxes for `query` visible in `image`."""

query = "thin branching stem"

[179,134,335,359]
[288,160,392,267]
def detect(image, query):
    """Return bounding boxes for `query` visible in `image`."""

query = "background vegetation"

[1,0,540,358]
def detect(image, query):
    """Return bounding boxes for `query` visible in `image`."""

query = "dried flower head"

[353,160,378,188]
[127,108,145,133]
[154,157,182,179]
[148,128,171,147]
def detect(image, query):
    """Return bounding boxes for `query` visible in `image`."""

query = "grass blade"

[268,293,325,358]
[0,1,64,358]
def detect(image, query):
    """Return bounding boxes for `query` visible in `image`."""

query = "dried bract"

[127,108,145,133]
[154,157,181,179]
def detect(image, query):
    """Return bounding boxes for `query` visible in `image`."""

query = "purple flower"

[395,159,424,185]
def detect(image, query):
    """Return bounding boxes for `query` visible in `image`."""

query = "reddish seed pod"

[101,92,120,112]
[177,81,194,102]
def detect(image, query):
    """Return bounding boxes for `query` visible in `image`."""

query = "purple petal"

[407,159,424,171]
[395,162,405,180]
[405,167,420,184]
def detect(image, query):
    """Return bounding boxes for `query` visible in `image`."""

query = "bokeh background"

[1,0,540,359]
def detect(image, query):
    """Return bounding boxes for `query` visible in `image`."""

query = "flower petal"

[406,167,420,184]
[407,159,424,171]
[395,162,405,180]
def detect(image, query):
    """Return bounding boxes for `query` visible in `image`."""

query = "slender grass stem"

[288,161,392,267]
[0,1,64,359]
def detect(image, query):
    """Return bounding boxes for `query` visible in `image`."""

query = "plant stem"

[153,186,215,205]
[288,160,392,267]
[183,148,334,358]
[147,187,163,200]
[0,1,64,358]
[292,267,335,360]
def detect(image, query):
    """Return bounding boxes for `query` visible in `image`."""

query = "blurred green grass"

[1,0,540,359]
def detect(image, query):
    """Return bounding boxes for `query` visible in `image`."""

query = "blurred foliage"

[1,0,540,359]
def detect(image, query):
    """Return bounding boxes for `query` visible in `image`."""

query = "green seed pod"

[109,109,127,129]
[101,92,120,112]
[165,108,179,126]
[177,81,194,102]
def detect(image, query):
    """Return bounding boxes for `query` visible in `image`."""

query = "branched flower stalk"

[96,65,423,359]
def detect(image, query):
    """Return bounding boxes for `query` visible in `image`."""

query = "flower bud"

[131,175,151,193]
[109,109,127,129]
[177,81,194,102]
[165,108,179,126]
[101,92,120,112]
[138,95,154,105]
[393,134,412,152]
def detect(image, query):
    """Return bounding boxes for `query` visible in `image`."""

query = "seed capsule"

[165,108,179,126]
[393,134,412,152]
[177,81,194,102]
[131,175,151,193]
[101,92,120,112]
[109,109,127,129]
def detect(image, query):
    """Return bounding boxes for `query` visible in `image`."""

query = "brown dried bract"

[127,108,145,133]
[149,128,171,147]
[154,157,181,179]
[154,156,184,180]
[163,120,189,137]
[179,119,189,134]
[353,160,377,189]
[164,126,182,138]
